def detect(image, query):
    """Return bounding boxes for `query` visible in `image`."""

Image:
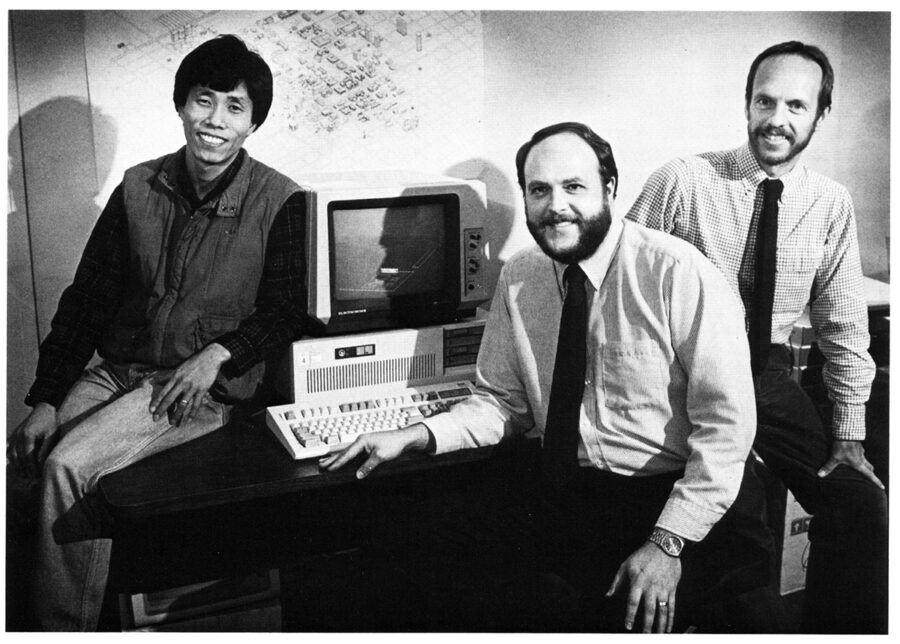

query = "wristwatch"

[647,527,685,558]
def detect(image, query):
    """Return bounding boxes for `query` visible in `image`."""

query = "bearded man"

[626,42,887,633]
[322,122,764,633]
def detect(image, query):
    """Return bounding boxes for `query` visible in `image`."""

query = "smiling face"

[178,82,257,179]
[746,54,826,177]
[523,132,614,264]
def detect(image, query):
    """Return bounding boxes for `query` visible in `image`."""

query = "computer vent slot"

[306,354,437,393]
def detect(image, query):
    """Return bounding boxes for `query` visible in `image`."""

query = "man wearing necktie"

[627,41,887,633]
[323,122,759,632]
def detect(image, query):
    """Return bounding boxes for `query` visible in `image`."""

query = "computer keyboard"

[266,381,475,460]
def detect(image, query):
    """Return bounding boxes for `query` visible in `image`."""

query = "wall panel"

[8,11,99,431]
[7,19,37,433]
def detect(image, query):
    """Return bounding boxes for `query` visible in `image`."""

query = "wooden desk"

[98,413,525,593]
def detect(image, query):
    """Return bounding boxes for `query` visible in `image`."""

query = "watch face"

[662,534,683,556]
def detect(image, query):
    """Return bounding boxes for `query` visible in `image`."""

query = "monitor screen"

[327,194,459,329]
[332,202,446,300]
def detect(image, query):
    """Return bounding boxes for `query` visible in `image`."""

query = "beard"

[526,202,612,264]
[748,122,815,169]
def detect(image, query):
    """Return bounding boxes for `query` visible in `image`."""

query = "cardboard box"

[789,310,816,348]
[779,490,813,595]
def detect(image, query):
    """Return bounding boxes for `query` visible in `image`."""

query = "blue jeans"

[28,361,229,630]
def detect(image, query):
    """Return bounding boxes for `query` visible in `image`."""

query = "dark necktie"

[542,264,588,488]
[749,178,784,376]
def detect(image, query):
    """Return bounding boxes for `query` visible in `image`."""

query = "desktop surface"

[98,411,529,597]
[98,412,345,519]
[98,411,505,521]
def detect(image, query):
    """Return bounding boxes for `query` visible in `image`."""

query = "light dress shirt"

[625,144,875,440]
[425,217,756,542]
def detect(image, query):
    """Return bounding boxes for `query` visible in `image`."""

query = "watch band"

[647,527,685,558]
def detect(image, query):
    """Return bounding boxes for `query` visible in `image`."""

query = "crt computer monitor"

[299,171,489,335]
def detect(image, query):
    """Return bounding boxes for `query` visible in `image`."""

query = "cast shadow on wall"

[6,96,118,631]
[445,158,518,299]
[6,96,117,439]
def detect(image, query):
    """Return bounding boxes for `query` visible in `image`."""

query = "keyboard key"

[438,387,469,399]
[296,432,322,448]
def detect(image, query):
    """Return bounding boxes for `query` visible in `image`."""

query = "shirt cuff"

[214,332,255,377]
[655,498,722,543]
[830,401,867,441]
[423,412,466,455]
[25,380,66,410]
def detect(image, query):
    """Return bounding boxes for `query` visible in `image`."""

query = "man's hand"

[7,402,59,479]
[818,439,884,490]
[149,343,231,425]
[318,424,431,479]
[605,540,682,633]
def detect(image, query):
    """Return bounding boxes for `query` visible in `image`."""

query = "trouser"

[360,452,770,633]
[753,346,888,634]
[21,361,229,631]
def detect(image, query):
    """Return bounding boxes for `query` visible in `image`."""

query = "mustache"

[538,214,580,227]
[756,125,794,141]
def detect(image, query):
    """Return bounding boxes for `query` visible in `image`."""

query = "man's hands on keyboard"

[318,423,432,479]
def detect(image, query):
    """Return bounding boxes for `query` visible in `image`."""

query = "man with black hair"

[322,122,762,633]
[7,34,309,630]
[627,41,887,633]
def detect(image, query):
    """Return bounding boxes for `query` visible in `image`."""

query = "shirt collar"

[554,215,624,295]
[159,147,248,217]
[737,142,804,194]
